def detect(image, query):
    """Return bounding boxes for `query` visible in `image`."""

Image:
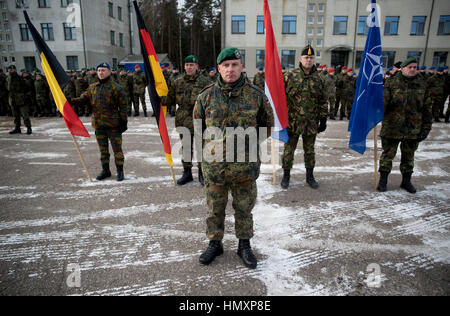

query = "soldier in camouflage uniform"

[118,70,132,116]
[341,68,356,121]
[281,45,328,190]
[334,66,346,119]
[324,67,336,119]
[252,66,265,90]
[427,67,446,122]
[418,66,428,81]
[0,69,10,116]
[194,47,274,269]
[377,57,432,194]
[133,64,147,117]
[6,65,32,135]
[34,73,50,117]
[22,71,37,117]
[167,55,210,186]
[63,72,76,118]
[74,73,88,116]
[85,68,98,116]
[71,63,128,182]
[208,67,219,83]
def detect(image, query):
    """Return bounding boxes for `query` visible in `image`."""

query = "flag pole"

[373,125,378,190]
[170,165,176,186]
[271,138,277,185]
[71,134,93,182]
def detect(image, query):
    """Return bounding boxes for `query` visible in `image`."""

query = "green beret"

[185,55,199,64]
[400,57,418,68]
[8,65,16,70]
[301,45,315,56]
[217,47,242,65]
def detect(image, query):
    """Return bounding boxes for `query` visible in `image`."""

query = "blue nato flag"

[348,0,384,154]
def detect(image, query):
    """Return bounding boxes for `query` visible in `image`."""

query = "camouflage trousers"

[10,101,31,128]
[328,97,336,117]
[282,131,317,169]
[36,98,49,116]
[179,128,201,170]
[379,137,419,174]
[205,180,257,241]
[431,97,446,119]
[134,93,146,112]
[95,129,124,167]
[342,98,353,119]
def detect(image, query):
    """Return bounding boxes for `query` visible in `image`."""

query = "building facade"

[1,0,139,72]
[222,0,450,78]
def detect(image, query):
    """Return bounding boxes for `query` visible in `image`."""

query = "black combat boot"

[377,171,389,192]
[306,168,319,189]
[26,127,32,135]
[134,111,140,117]
[199,240,224,265]
[445,112,449,123]
[117,165,124,182]
[400,173,416,194]
[198,167,204,187]
[144,110,148,117]
[281,169,291,189]
[9,127,21,134]
[434,117,441,123]
[177,168,193,186]
[237,239,257,269]
[96,164,112,181]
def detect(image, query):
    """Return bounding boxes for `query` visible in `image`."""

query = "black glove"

[418,130,429,142]
[318,118,327,133]
[119,120,128,134]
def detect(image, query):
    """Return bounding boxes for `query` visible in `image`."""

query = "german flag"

[133,1,172,167]
[24,11,90,138]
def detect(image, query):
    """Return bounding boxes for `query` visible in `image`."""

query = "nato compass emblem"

[357,45,383,102]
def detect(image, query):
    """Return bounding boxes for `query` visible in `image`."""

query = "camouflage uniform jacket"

[168,72,210,130]
[73,78,128,130]
[87,74,98,86]
[74,77,88,98]
[341,75,356,101]
[335,72,346,96]
[284,65,328,135]
[133,70,147,95]
[427,74,446,98]
[6,72,26,105]
[34,78,49,100]
[193,74,274,185]
[63,78,76,100]
[118,74,131,97]
[381,73,432,140]
[22,76,35,100]
[324,74,336,101]
[252,72,265,90]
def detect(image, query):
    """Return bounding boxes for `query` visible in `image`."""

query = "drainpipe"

[352,0,359,69]
[423,0,434,66]
[79,0,88,68]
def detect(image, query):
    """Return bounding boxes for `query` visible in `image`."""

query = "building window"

[4,22,9,31]
[256,49,265,69]
[318,4,324,13]
[317,27,323,36]
[333,16,348,35]
[317,39,322,47]
[382,51,396,68]
[282,16,297,34]
[2,12,8,21]
[118,6,123,21]
[0,1,6,9]
[307,27,314,36]
[438,16,450,35]
[239,49,245,67]
[308,16,314,24]
[281,50,296,69]
[355,50,364,68]
[20,23,32,41]
[306,39,313,46]
[63,22,76,40]
[112,58,118,69]
[119,33,124,47]
[358,16,369,35]
[110,30,115,45]
[316,51,321,59]
[410,16,426,36]
[108,2,114,18]
[38,0,50,8]
[308,4,315,13]
[384,16,399,35]
[24,56,36,72]
[257,16,264,34]
[67,56,78,70]
[433,51,448,67]
[61,0,73,7]
[317,16,323,24]
[231,16,245,34]
[41,23,54,41]
[407,51,421,65]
